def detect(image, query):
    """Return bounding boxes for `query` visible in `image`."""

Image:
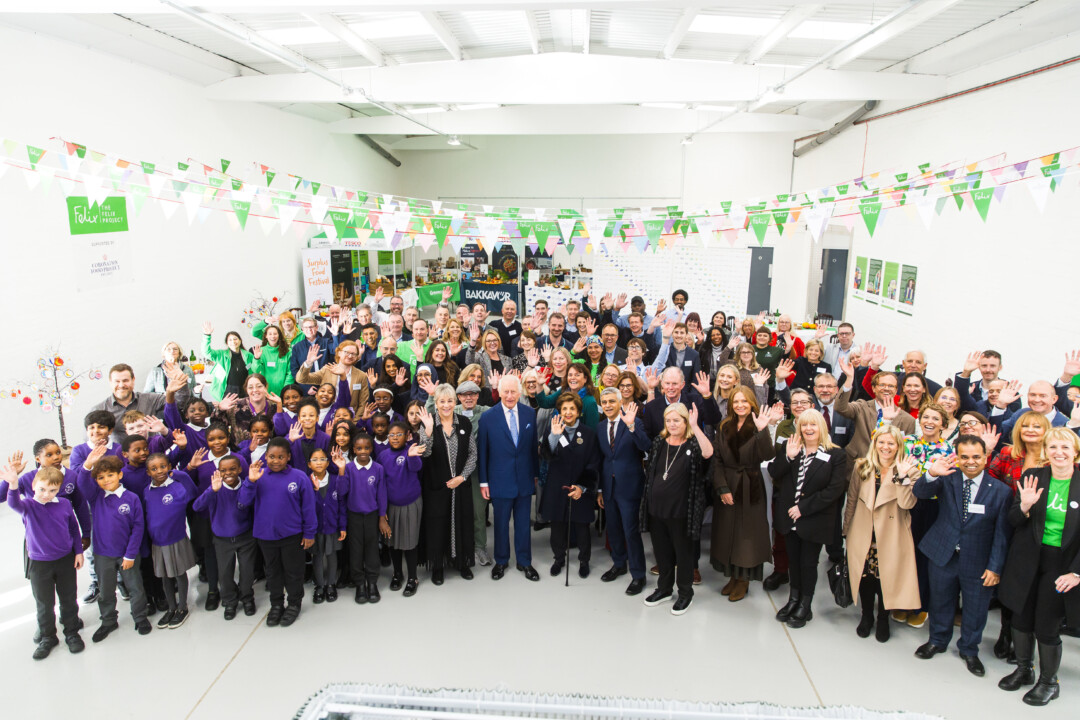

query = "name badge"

[508,329,517,336]
[352,383,364,390]
[559,435,570,447]
[268,361,276,368]
[684,360,693,366]
[815,367,826,373]
[968,503,985,514]
[815,450,831,462]
[835,426,847,435]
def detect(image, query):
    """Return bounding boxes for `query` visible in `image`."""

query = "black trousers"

[258,534,305,607]
[28,554,80,639]
[784,531,823,601]
[214,532,257,608]
[649,514,694,599]
[189,513,220,592]
[1013,545,1068,644]
[348,510,380,585]
[550,521,591,565]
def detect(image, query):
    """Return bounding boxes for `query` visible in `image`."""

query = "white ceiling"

[4,1,1080,149]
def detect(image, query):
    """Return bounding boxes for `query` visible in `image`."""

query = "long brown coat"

[843,465,920,609]
[710,426,775,573]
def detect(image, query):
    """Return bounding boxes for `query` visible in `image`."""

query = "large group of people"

[4,284,1079,708]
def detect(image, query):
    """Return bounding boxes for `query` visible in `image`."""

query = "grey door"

[746,247,773,314]
[817,249,849,319]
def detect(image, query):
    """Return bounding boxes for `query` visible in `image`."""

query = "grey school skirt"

[152,538,198,578]
[387,497,422,550]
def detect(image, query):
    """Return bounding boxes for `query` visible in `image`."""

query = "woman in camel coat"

[844,425,921,643]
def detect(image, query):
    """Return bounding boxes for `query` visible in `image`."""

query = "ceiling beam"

[735,4,822,65]
[327,105,829,135]
[205,53,947,105]
[661,7,697,60]
[825,0,966,69]
[21,1,768,12]
[421,11,464,61]
[303,12,389,67]
[523,10,540,54]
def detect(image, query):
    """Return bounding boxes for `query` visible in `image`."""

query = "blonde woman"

[640,402,713,615]
[933,386,963,442]
[844,425,921,643]
[734,342,760,377]
[712,363,768,421]
[444,318,468,368]
[767,409,848,628]
[144,341,196,394]
[791,339,833,392]
[466,328,511,385]
[458,363,494,407]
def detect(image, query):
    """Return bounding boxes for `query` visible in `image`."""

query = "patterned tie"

[875,408,884,430]
[822,406,832,432]
[962,477,973,524]
[508,407,518,446]
[608,419,616,447]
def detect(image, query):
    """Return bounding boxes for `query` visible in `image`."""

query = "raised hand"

[186,447,209,471]
[655,298,667,315]
[1018,475,1044,514]
[727,334,741,350]
[996,380,1022,408]
[366,368,378,387]
[249,459,264,482]
[776,358,795,381]
[526,347,540,367]
[407,443,424,457]
[894,456,916,480]
[380,319,392,338]
[962,350,981,377]
[442,284,453,301]
[615,293,628,310]
[661,317,676,337]
[814,326,827,340]
[324,415,335,435]
[786,433,802,459]
[600,292,613,311]
[325,362,347,377]
[838,356,855,381]
[1064,349,1080,380]
[571,337,586,355]
[328,316,341,336]
[373,286,385,306]
[202,321,213,336]
[252,344,263,360]
[218,393,239,413]
[880,394,900,421]
[211,470,223,492]
[165,371,188,396]
[360,402,376,421]
[172,429,188,448]
[541,345,553,364]
[419,407,434,436]
[688,404,700,430]
[418,375,438,396]
[751,369,771,387]
[751,410,770,431]
[83,444,109,471]
[645,366,660,390]
[309,299,322,315]
[8,451,26,476]
[584,316,598,336]
[768,401,785,424]
[0,462,17,486]
[305,343,323,367]
[870,344,888,370]
[621,402,638,428]
[692,371,712,397]
[550,414,565,436]
[469,322,481,343]
[288,421,303,443]
[342,314,354,335]
[489,370,502,391]
[978,423,1001,454]
[926,453,956,478]
[331,446,348,470]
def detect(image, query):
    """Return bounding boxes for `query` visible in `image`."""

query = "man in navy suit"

[596,388,651,595]
[991,381,1070,438]
[913,436,1011,676]
[642,367,718,439]
[812,371,853,565]
[478,375,540,581]
[289,316,339,392]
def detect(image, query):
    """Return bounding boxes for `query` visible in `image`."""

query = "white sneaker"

[474,548,492,566]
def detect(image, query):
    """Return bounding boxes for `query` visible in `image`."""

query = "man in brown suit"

[835,362,916,461]
[295,339,369,414]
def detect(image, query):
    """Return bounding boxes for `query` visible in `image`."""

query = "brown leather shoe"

[728,579,749,602]
[693,569,702,585]
[721,577,736,596]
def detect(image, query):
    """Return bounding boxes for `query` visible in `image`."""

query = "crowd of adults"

[13,283,1080,706]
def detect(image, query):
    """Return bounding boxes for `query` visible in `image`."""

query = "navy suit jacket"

[664,346,701,385]
[642,388,718,439]
[815,401,852,449]
[914,470,1011,576]
[289,334,339,386]
[594,416,651,501]
[953,373,1022,415]
[477,402,539,499]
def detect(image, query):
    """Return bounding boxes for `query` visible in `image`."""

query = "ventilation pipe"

[793,100,878,158]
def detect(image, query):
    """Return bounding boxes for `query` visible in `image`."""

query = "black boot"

[787,596,813,629]
[856,582,875,638]
[875,593,890,643]
[776,588,800,622]
[999,630,1035,691]
[994,611,1012,659]
[1022,641,1062,706]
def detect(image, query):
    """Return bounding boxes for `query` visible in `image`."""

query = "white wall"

[0,25,403,447]
[789,59,1080,387]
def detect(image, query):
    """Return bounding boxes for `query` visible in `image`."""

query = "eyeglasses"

[791,400,812,408]
[958,420,979,428]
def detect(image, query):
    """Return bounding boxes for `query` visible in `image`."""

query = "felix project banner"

[67,196,133,291]
[460,281,518,314]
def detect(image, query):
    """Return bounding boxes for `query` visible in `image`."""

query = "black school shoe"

[156,610,174,629]
[34,617,83,644]
[279,604,301,627]
[403,579,418,597]
[65,634,85,654]
[223,606,238,621]
[135,619,152,635]
[205,591,221,612]
[91,622,119,643]
[168,608,188,629]
[355,584,370,604]
[312,586,326,604]
[266,605,284,626]
[325,585,338,603]
[368,582,381,604]
[243,599,257,616]
[389,575,404,592]
[32,636,59,660]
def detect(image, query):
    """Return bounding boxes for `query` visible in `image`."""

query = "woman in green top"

[201,321,254,402]
[538,362,599,428]
[251,310,303,346]
[997,427,1080,706]
[249,323,294,396]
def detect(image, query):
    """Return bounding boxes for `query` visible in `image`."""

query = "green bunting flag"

[643,219,665,248]
[129,185,149,215]
[178,161,189,172]
[533,221,557,254]
[231,179,243,191]
[141,161,155,175]
[918,162,930,173]
[311,182,321,196]
[74,143,86,159]
[859,200,882,237]
[836,184,849,195]
[895,173,908,182]
[231,199,251,229]
[721,201,732,213]
[327,210,350,238]
[771,209,789,235]
[935,196,948,215]
[748,213,770,245]
[1041,164,1062,191]
[220,159,230,173]
[430,216,452,248]
[266,170,276,186]
[516,220,534,239]
[26,145,45,167]
[208,176,224,189]
[970,187,994,222]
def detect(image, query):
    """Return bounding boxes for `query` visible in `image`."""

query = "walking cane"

[562,487,574,587]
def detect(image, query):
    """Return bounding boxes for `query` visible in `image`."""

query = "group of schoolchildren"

[2,379,429,661]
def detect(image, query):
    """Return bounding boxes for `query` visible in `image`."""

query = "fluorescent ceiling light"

[695,104,736,112]
[405,106,447,114]
[348,14,433,40]
[447,135,462,146]
[688,15,778,36]
[455,103,500,111]
[789,21,871,41]
[260,26,338,45]
[640,102,687,110]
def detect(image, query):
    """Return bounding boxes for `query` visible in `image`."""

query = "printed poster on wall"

[898,264,918,316]
[853,256,868,299]
[865,259,883,304]
[880,261,900,310]
[302,248,333,308]
[69,196,133,291]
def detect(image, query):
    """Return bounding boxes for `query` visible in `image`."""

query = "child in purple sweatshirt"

[77,449,151,641]
[376,421,424,597]
[288,399,332,472]
[308,448,344,604]
[239,438,316,627]
[192,456,256,620]
[2,463,85,660]
[1,439,91,551]
[333,433,390,605]
[142,452,199,630]
[120,434,166,613]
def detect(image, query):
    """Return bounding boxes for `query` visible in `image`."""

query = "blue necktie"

[508,407,518,446]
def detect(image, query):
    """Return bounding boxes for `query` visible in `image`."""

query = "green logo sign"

[67,196,129,235]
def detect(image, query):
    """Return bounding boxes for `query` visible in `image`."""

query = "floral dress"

[903,436,954,474]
